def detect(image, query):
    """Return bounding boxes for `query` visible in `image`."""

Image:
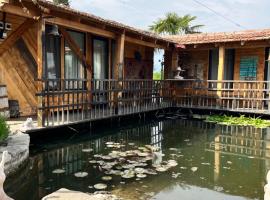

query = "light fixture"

[48,25,60,37]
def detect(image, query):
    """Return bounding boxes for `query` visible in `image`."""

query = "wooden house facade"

[0,0,178,127]
[167,30,270,114]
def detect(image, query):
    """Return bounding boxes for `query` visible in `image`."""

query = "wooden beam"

[59,27,92,73]
[125,36,167,49]
[46,17,116,39]
[0,4,39,19]
[0,18,35,56]
[37,18,45,127]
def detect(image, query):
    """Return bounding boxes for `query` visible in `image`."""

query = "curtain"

[65,30,85,89]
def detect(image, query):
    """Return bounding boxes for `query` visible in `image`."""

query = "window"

[44,25,61,89]
[208,49,218,80]
[65,30,85,89]
[239,57,258,80]
[224,49,235,80]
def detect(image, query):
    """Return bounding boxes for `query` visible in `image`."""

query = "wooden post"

[217,46,225,107]
[113,33,125,80]
[37,18,45,127]
[164,48,178,79]
[113,33,125,114]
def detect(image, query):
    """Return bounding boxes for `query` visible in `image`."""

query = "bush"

[0,116,9,141]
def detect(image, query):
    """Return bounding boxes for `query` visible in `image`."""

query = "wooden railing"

[36,79,173,127]
[36,79,270,127]
[173,80,270,114]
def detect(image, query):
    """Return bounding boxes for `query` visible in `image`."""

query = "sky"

[69,0,270,71]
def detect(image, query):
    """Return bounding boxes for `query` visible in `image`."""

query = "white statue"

[0,151,13,200]
[265,170,270,200]
[174,67,184,80]
[21,118,34,131]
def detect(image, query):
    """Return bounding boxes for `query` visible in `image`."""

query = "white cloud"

[70,0,270,32]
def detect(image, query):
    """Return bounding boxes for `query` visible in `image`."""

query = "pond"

[5,118,269,200]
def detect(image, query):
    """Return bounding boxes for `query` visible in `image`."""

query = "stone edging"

[0,133,30,175]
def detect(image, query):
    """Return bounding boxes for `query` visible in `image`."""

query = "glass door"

[93,38,109,103]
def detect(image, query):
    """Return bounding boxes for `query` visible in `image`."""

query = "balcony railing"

[36,79,270,127]
[36,79,173,127]
[173,80,270,114]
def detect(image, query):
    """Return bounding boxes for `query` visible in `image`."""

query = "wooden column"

[113,33,125,114]
[37,18,45,127]
[113,33,125,80]
[217,46,225,106]
[164,49,178,79]
[86,33,92,111]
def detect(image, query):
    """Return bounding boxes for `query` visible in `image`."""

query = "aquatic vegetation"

[206,115,270,128]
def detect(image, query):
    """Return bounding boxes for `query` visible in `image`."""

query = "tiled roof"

[166,29,270,45]
[37,0,176,44]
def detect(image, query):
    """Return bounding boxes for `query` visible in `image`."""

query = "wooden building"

[0,0,178,127]
[167,30,270,114]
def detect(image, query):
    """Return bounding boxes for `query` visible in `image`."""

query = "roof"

[166,29,270,45]
[36,0,175,44]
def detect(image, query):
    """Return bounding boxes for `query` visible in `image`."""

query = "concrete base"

[0,133,30,175]
[42,188,120,200]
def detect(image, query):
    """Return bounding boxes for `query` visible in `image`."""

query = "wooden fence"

[36,79,270,127]
[174,80,270,114]
[36,79,173,127]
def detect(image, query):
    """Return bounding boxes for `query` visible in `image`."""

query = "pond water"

[5,118,270,200]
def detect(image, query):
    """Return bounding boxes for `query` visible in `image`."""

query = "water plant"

[0,116,9,141]
[205,115,270,128]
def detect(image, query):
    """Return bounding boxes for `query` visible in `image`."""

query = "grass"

[153,72,162,80]
[205,115,270,128]
[0,116,9,141]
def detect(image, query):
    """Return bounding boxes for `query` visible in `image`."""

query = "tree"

[53,0,70,6]
[149,12,204,35]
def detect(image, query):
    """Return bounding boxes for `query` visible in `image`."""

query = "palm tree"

[53,0,70,6]
[149,12,204,35]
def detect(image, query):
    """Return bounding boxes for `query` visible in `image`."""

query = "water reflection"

[5,119,270,200]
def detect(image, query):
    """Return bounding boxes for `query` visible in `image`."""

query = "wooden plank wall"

[180,47,266,81]
[0,15,37,116]
[179,50,209,80]
[234,47,265,81]
[124,42,154,79]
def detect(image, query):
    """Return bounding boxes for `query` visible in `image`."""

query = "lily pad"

[191,167,198,172]
[82,148,93,153]
[52,169,65,174]
[137,173,147,178]
[155,166,168,172]
[101,176,112,181]
[94,183,107,190]
[74,172,88,178]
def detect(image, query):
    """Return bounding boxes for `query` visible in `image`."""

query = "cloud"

[70,0,270,32]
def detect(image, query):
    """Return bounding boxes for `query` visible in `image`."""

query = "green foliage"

[206,115,270,128]
[153,71,162,80]
[149,13,204,35]
[53,0,70,6]
[0,116,9,141]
